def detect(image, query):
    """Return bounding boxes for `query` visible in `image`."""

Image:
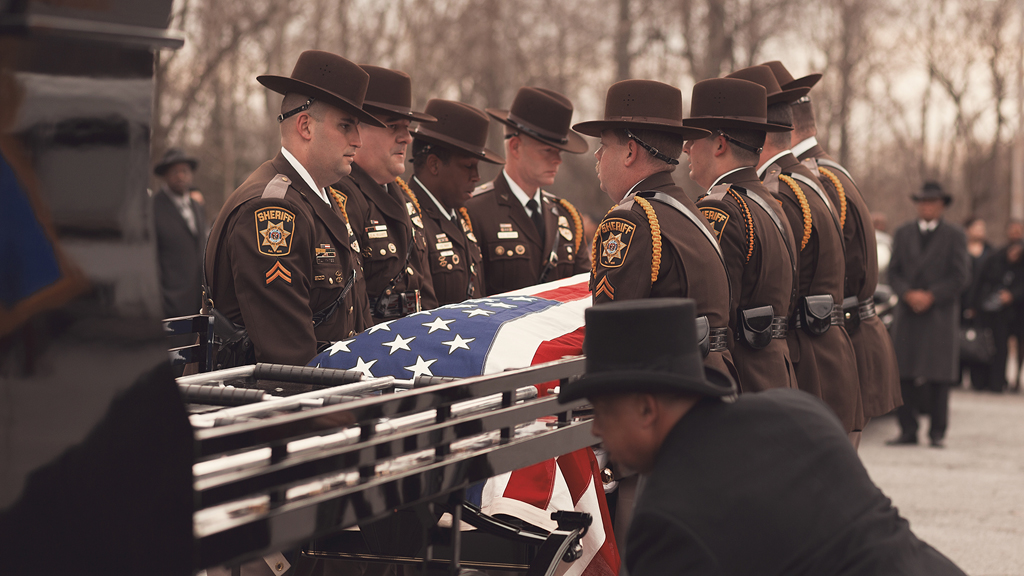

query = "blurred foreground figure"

[559,298,967,576]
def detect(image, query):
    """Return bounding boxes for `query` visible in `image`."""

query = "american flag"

[310,273,619,576]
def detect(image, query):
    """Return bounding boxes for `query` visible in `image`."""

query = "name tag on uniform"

[366,224,388,239]
[497,231,519,239]
[436,241,453,250]
[440,250,455,257]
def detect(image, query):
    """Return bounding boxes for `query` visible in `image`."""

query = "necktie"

[527,198,546,246]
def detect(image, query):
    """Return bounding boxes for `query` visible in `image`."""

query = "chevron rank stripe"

[265,261,292,285]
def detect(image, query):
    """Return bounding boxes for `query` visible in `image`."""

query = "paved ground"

[861,387,1024,576]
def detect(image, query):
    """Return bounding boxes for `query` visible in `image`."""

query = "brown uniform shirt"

[762,152,862,432]
[408,177,486,305]
[697,166,799,393]
[205,151,371,365]
[334,163,438,321]
[591,171,737,381]
[466,172,590,295]
[798,144,901,420]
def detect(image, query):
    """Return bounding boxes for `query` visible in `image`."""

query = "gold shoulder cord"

[556,198,585,254]
[725,188,755,263]
[394,176,423,216]
[458,207,474,235]
[329,187,350,224]
[778,174,812,251]
[817,166,847,229]
[635,197,662,285]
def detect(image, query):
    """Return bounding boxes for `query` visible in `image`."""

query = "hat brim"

[911,194,953,206]
[257,74,386,128]
[154,158,197,176]
[682,117,791,133]
[572,119,710,140]
[486,109,590,154]
[364,101,437,124]
[412,128,506,164]
[767,86,811,106]
[782,73,822,91]
[557,366,735,404]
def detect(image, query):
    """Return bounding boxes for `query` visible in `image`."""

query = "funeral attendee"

[888,182,970,447]
[750,70,863,437]
[205,50,376,366]
[152,147,207,318]
[558,298,967,576]
[682,74,798,393]
[409,99,503,304]
[333,65,438,323]
[764,60,902,445]
[573,79,737,382]
[967,239,1024,392]
[466,87,591,294]
[961,217,994,390]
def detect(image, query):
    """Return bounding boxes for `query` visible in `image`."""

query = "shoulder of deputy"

[698,186,754,262]
[595,201,656,274]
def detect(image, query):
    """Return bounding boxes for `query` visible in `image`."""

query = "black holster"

[210,308,255,370]
[797,294,834,336]
[737,305,774,350]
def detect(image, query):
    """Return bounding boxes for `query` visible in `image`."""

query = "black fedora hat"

[559,299,736,403]
[573,79,711,140]
[486,87,588,153]
[258,50,385,127]
[359,65,437,123]
[154,147,197,176]
[761,60,822,92]
[727,65,809,106]
[682,78,791,133]
[912,180,953,205]
[412,99,505,164]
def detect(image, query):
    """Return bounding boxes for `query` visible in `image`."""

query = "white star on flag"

[488,302,517,309]
[326,339,355,355]
[367,321,394,334]
[508,296,536,302]
[404,355,437,379]
[445,303,476,309]
[352,357,377,378]
[463,308,495,317]
[382,334,415,355]
[440,334,474,354]
[407,310,433,317]
[422,317,457,334]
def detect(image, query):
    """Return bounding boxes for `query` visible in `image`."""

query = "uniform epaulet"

[472,182,496,197]
[778,173,813,250]
[816,166,847,229]
[262,174,291,199]
[554,197,584,254]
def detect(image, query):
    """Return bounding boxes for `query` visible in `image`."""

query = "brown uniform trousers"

[334,163,437,322]
[466,173,590,295]
[592,171,737,382]
[205,151,371,365]
[408,178,486,305]
[763,153,863,432]
[798,145,902,423]
[697,166,799,393]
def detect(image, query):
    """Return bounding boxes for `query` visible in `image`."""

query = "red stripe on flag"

[502,458,556,510]
[557,449,594,506]
[530,326,585,395]
[531,280,592,303]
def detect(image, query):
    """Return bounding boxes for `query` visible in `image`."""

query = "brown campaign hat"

[761,60,822,92]
[258,50,385,127]
[572,79,711,140]
[486,87,588,153]
[682,77,791,133]
[359,65,436,123]
[412,99,505,164]
[727,65,809,105]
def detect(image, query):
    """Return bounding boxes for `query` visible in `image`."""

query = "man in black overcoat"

[559,298,965,576]
[152,147,207,318]
[888,182,970,447]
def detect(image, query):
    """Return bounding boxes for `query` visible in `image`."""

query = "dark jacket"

[798,145,902,419]
[205,151,371,365]
[628,389,966,576]
[465,172,590,295]
[889,219,970,382]
[762,152,862,432]
[152,187,207,318]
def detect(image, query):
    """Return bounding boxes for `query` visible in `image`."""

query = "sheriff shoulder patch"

[255,207,296,256]
[599,218,635,268]
[700,207,729,242]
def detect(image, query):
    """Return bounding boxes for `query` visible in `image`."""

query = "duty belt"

[790,302,844,331]
[770,316,788,339]
[370,289,421,319]
[695,315,729,357]
[842,296,877,332]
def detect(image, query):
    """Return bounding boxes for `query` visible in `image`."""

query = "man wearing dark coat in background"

[152,147,207,318]
[558,298,967,576]
[888,182,970,448]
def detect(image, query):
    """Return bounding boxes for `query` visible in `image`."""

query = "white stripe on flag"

[482,289,591,375]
